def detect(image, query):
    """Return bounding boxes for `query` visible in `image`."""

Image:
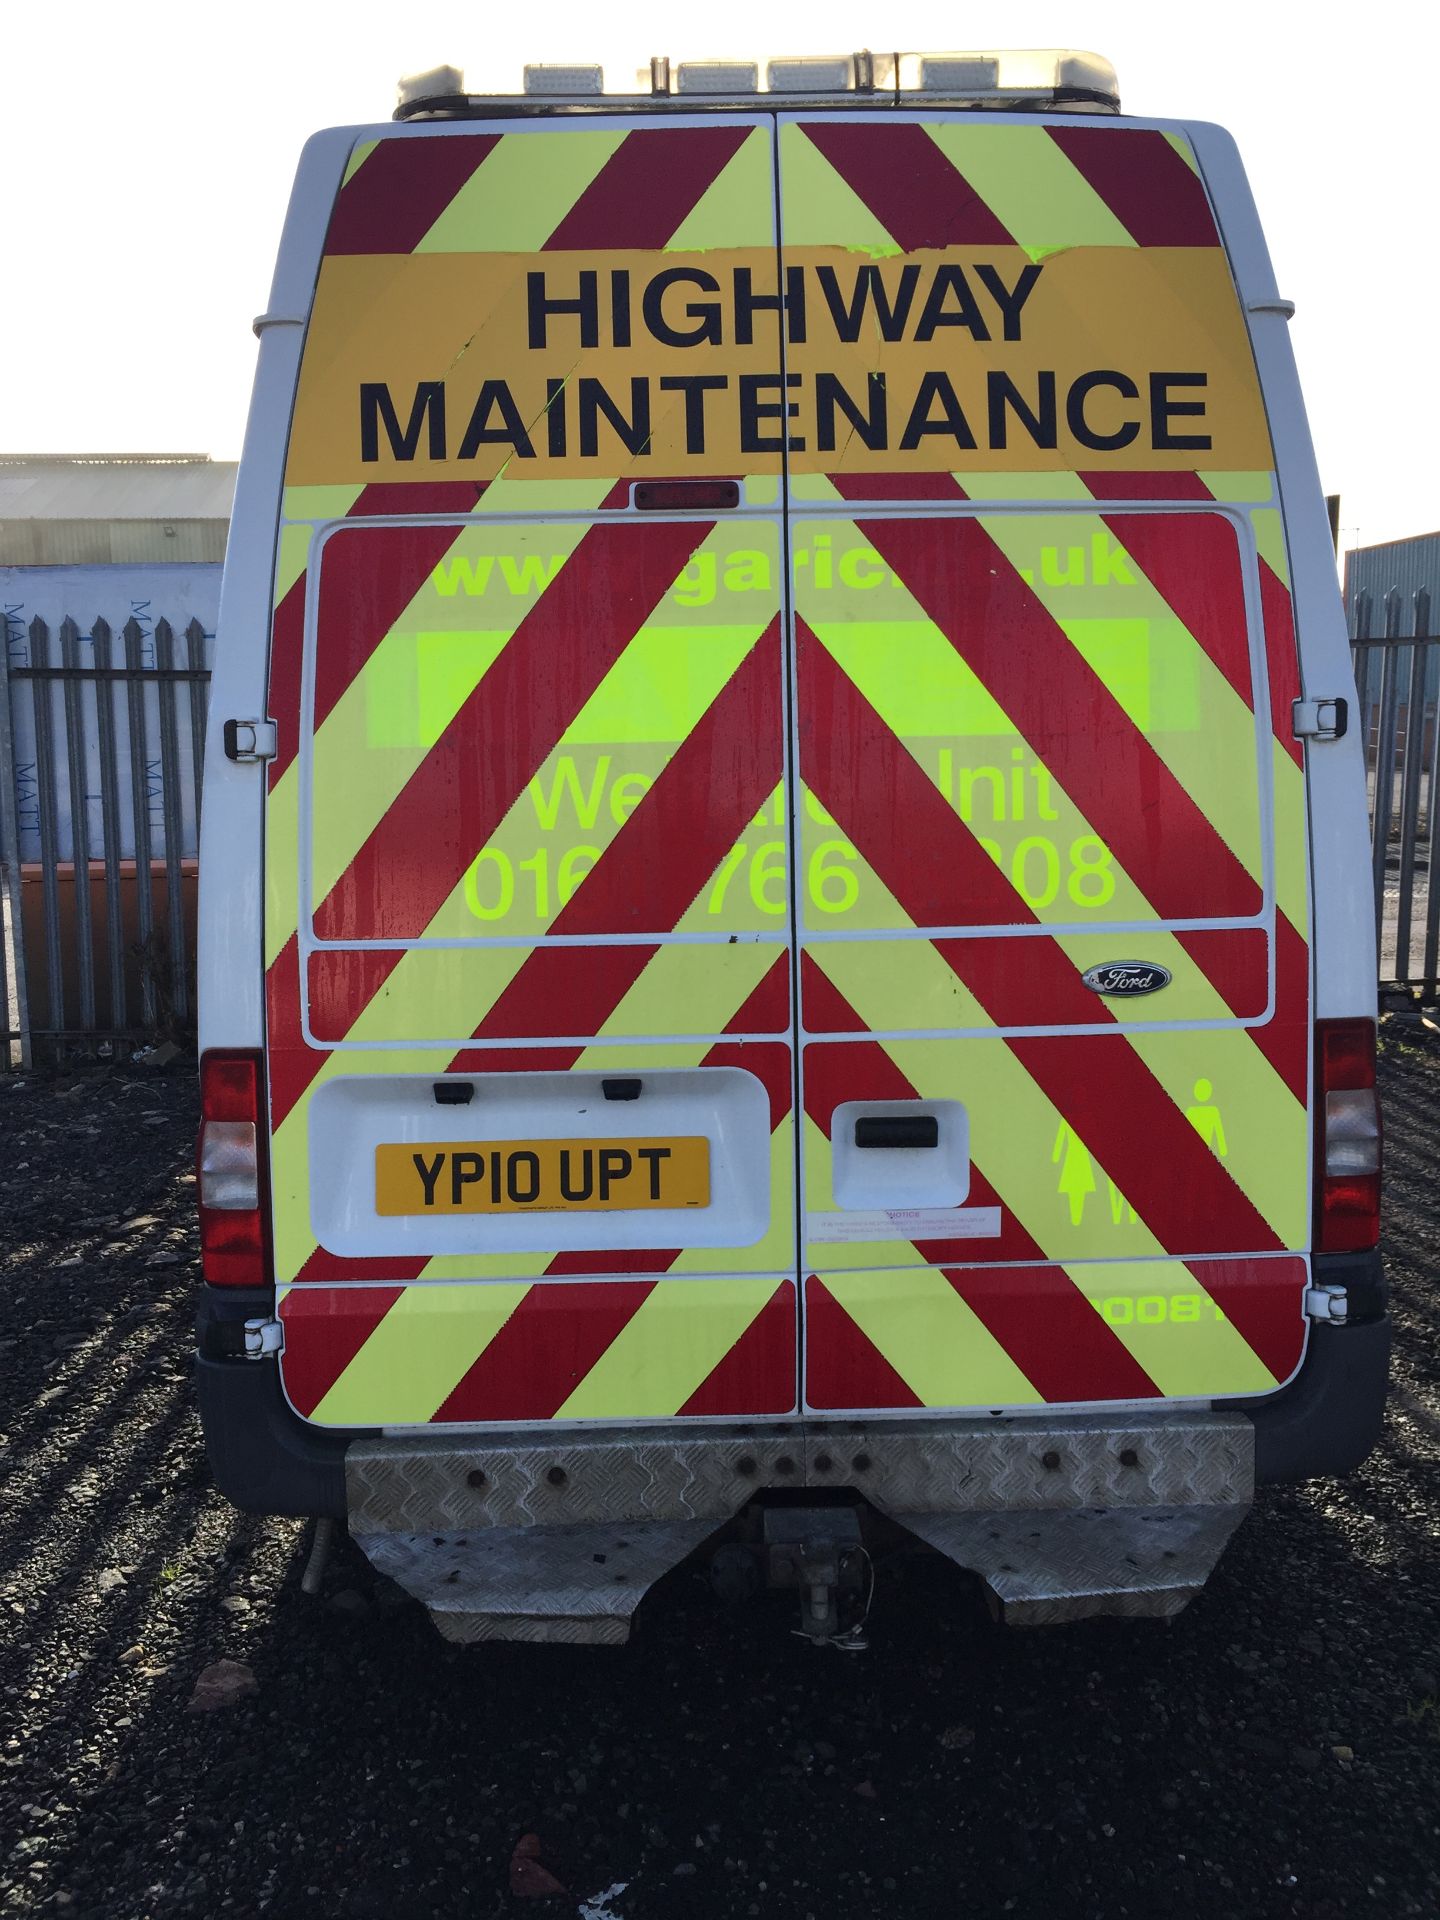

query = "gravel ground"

[1,1032,1438,1920]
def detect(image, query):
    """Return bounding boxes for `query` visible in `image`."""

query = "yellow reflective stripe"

[274,526,312,609]
[978,511,1266,895]
[779,121,899,255]
[1197,472,1276,506]
[1273,736,1308,930]
[414,129,627,254]
[304,1282,530,1426]
[743,474,781,506]
[1063,1261,1278,1396]
[925,123,1136,259]
[819,1268,1043,1408]
[473,476,619,515]
[554,1279,782,1419]
[808,936,1167,1262]
[280,485,367,524]
[1250,507,1291,587]
[342,140,377,188]
[595,940,781,1040]
[1162,131,1203,177]
[953,471,1092,502]
[668,127,773,249]
[671,1122,796,1274]
[264,775,300,970]
[418,1252,555,1282]
[789,473,844,503]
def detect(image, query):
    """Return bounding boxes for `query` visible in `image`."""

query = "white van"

[196,49,1386,1644]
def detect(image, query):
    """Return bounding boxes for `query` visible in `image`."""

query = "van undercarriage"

[197,1266,1387,1646]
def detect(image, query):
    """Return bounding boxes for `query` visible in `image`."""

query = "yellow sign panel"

[374,1136,711,1215]
[286,244,1273,485]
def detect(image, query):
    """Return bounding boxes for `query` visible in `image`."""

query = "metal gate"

[1350,587,1440,996]
[0,615,210,1067]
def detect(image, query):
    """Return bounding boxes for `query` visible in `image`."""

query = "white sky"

[4,0,1436,550]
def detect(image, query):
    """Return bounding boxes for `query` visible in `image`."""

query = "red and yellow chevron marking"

[283,117,1272,487]
[280,1276,798,1428]
[804,1259,1305,1413]
[260,115,1312,1428]
[796,958,1305,1407]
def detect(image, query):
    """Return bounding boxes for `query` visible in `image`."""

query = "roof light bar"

[523,63,604,96]
[676,60,760,94]
[395,48,1120,118]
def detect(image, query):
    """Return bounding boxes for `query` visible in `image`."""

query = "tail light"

[198,1049,272,1287]
[1315,1019,1381,1253]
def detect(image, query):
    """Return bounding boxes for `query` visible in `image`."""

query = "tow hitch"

[711,1506,873,1650]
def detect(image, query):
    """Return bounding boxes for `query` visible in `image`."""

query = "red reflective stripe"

[1045,127,1219,247]
[679,1284,798,1416]
[306,947,408,1044]
[798,122,1015,249]
[265,578,307,788]
[311,520,482,750]
[294,1247,427,1283]
[323,134,501,255]
[1178,919,1309,1103]
[854,515,1262,919]
[1184,1256,1306,1382]
[804,1278,924,1411]
[1259,560,1305,768]
[801,636,1282,1255]
[1096,512,1255,711]
[828,473,969,502]
[543,126,753,251]
[265,935,312,1132]
[941,1267,1160,1404]
[544,1247,680,1277]
[278,1287,403,1415]
[346,481,487,519]
[431,1282,653,1422]
[1079,470,1211,502]
[312,518,707,943]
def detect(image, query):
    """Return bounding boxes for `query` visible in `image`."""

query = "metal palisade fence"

[0,592,1438,1068]
[1350,585,1440,996]
[0,614,210,1067]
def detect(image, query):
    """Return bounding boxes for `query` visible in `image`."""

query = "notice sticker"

[806,1206,1002,1243]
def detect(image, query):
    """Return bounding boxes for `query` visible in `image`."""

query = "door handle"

[853,1116,938,1149]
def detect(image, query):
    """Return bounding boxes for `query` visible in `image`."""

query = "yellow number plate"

[374,1137,710,1216]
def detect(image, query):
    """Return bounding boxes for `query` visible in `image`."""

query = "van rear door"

[775,114,1313,1412]
[264,119,802,1428]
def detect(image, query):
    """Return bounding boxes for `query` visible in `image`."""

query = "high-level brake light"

[198,1050,272,1288]
[1315,1019,1382,1253]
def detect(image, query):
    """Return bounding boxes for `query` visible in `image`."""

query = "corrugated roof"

[0,455,237,522]
[1344,531,1440,636]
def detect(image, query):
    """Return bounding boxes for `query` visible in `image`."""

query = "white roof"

[0,455,237,522]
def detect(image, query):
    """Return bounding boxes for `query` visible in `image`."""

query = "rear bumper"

[194,1254,1391,1523]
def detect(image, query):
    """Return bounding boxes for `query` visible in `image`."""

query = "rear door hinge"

[1304,1285,1349,1325]
[242,1317,285,1358]
[1292,696,1348,742]
[223,718,278,763]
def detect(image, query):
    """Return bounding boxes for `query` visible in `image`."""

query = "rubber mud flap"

[195,1354,351,1518]
[1239,1317,1391,1486]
